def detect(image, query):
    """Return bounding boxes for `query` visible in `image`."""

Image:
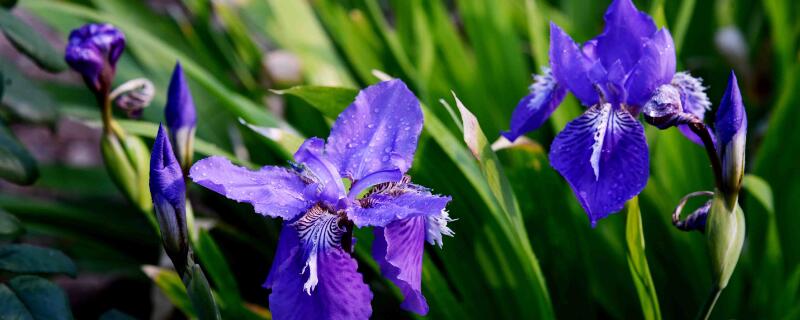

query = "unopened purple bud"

[642,84,685,129]
[715,71,747,199]
[149,125,189,273]
[165,62,197,170]
[65,23,125,93]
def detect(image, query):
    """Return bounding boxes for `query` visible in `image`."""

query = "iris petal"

[265,226,372,320]
[594,0,658,71]
[549,23,600,106]
[325,79,423,180]
[347,189,451,228]
[373,217,428,315]
[294,138,347,205]
[624,29,676,108]
[189,156,312,220]
[501,68,567,141]
[549,104,649,225]
[672,72,711,144]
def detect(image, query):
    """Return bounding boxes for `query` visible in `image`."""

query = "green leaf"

[275,86,358,119]
[0,120,39,185]
[0,63,59,124]
[0,244,77,276]
[98,309,137,320]
[625,197,662,320]
[0,209,23,239]
[0,8,67,72]
[142,265,195,318]
[194,230,240,302]
[2,275,74,320]
[743,174,774,214]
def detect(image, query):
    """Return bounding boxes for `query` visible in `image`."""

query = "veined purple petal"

[501,68,567,141]
[593,0,657,71]
[294,138,346,205]
[189,156,312,220]
[347,169,403,201]
[265,226,372,320]
[325,80,423,180]
[672,72,711,144]
[549,104,649,225]
[165,62,197,132]
[624,29,676,108]
[348,190,451,228]
[549,23,600,106]
[290,205,348,294]
[373,217,428,315]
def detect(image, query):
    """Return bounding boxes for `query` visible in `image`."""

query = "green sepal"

[706,193,746,290]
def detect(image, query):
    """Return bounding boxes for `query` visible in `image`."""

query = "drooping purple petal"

[189,156,312,220]
[294,138,346,205]
[265,226,372,320]
[165,62,197,132]
[501,68,567,141]
[65,23,126,91]
[348,189,451,228]
[593,0,657,71]
[549,23,600,106]
[325,80,423,180]
[671,72,711,144]
[624,29,676,108]
[549,104,649,225]
[373,216,428,315]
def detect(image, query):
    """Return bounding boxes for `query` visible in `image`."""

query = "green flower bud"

[183,263,221,320]
[101,126,153,215]
[705,192,745,290]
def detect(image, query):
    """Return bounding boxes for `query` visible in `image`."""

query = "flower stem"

[696,286,722,320]
[688,122,723,191]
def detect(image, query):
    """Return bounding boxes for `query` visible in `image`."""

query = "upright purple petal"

[373,217,428,315]
[266,227,372,320]
[325,80,423,180]
[165,62,197,132]
[294,138,346,205]
[549,104,649,225]
[549,23,600,106]
[624,29,676,108]
[593,0,657,71]
[189,156,312,220]
[501,69,567,141]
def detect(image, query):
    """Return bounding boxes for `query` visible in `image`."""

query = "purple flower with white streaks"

[502,0,711,225]
[65,23,125,93]
[190,80,453,319]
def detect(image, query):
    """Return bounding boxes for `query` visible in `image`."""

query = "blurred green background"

[0,0,798,319]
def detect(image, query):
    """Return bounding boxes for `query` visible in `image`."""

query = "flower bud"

[183,263,221,320]
[705,193,745,290]
[164,62,197,171]
[642,84,688,129]
[149,125,189,274]
[110,78,155,118]
[65,24,125,94]
[101,127,152,213]
[715,71,747,204]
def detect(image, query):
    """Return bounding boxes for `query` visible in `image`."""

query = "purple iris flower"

[190,80,453,319]
[502,0,710,225]
[65,24,126,93]
[150,125,190,273]
[165,62,197,169]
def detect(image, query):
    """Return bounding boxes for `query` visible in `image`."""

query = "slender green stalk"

[696,287,722,320]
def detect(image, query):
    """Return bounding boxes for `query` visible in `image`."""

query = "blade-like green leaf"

[98,309,137,320]
[5,275,73,320]
[0,209,23,239]
[0,284,33,320]
[0,8,67,72]
[274,86,358,118]
[0,244,77,276]
[625,197,662,320]
[0,120,38,185]
[0,63,59,124]
[142,265,195,317]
